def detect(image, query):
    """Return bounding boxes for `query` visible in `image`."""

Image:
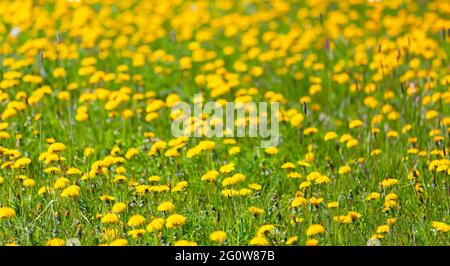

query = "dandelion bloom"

[349,119,363,129]
[101,213,120,224]
[287,172,302,179]
[157,201,175,212]
[201,170,219,182]
[281,162,295,169]
[84,147,94,157]
[381,178,399,188]
[46,238,65,246]
[210,230,227,243]
[324,131,337,141]
[54,177,70,189]
[166,214,186,229]
[366,192,381,200]
[48,142,66,153]
[0,207,16,219]
[264,147,278,155]
[346,139,359,148]
[334,215,352,224]
[13,157,31,169]
[174,240,198,246]
[110,239,128,246]
[286,236,298,245]
[248,183,262,191]
[60,185,80,198]
[112,202,127,213]
[23,178,36,187]
[248,206,265,216]
[102,229,119,241]
[127,215,146,227]
[127,229,146,238]
[338,166,351,175]
[228,146,240,155]
[432,221,450,233]
[327,201,339,208]
[219,163,235,174]
[315,175,330,184]
[309,197,324,207]
[306,224,325,236]
[290,113,304,127]
[291,197,307,208]
[257,224,275,236]
[376,225,390,234]
[306,239,319,246]
[249,236,269,246]
[147,218,165,232]
[148,175,161,182]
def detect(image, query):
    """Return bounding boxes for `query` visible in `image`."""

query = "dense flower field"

[0,0,449,246]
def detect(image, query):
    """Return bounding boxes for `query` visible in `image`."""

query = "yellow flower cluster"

[0,0,449,246]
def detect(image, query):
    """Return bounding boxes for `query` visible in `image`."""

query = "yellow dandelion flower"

[166,214,186,229]
[432,221,450,232]
[147,218,166,232]
[306,224,325,236]
[257,224,275,236]
[201,170,219,182]
[13,157,31,169]
[210,230,227,243]
[286,236,298,245]
[101,213,120,224]
[157,201,175,212]
[0,207,16,219]
[305,239,319,246]
[46,238,65,246]
[249,236,269,246]
[219,163,235,174]
[127,215,146,227]
[110,239,128,246]
[324,131,338,141]
[327,201,339,208]
[174,240,198,246]
[60,185,80,198]
[264,147,278,155]
[127,229,146,238]
[338,165,351,175]
[23,178,36,187]
[376,225,390,234]
[281,162,296,169]
[248,206,265,216]
[381,178,399,188]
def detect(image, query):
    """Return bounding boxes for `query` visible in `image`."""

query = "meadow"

[0,0,449,246]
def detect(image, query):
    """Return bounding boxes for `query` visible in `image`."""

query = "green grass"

[0,0,449,246]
